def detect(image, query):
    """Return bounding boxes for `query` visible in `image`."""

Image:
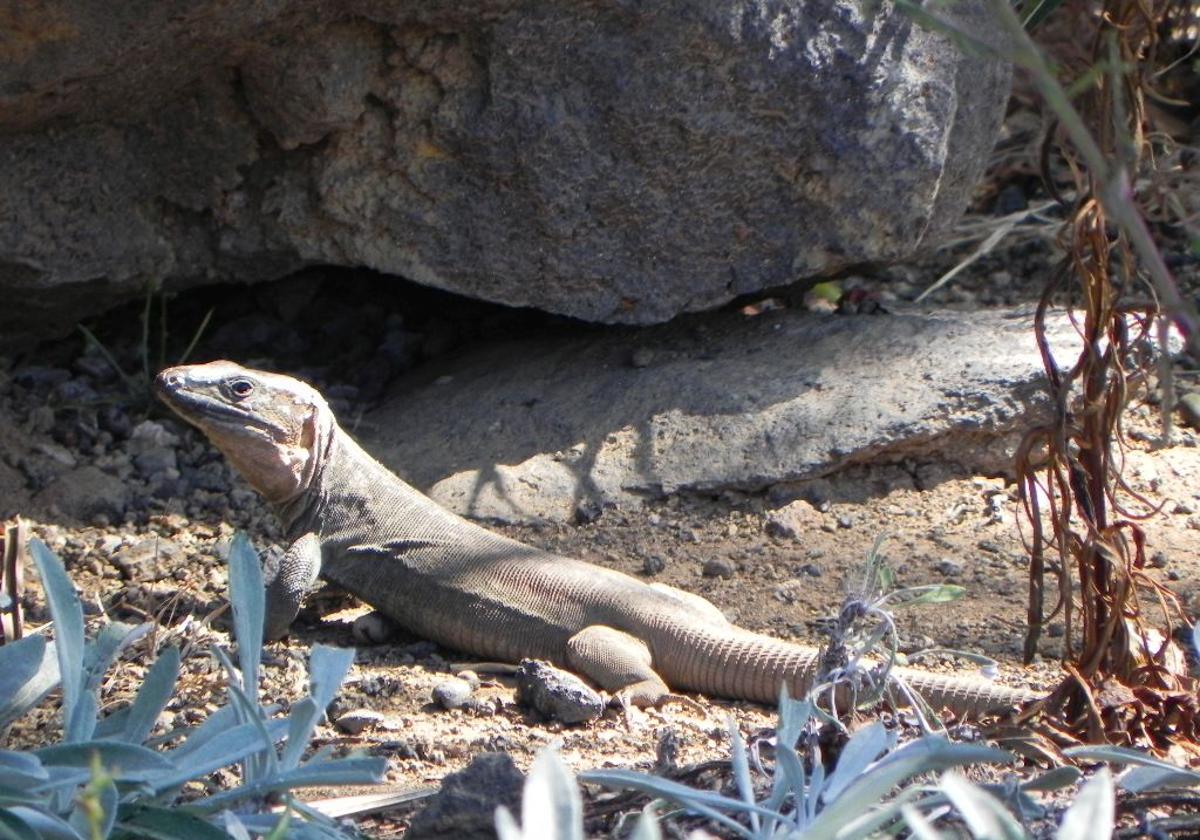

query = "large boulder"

[364,307,1079,524]
[0,1,1010,346]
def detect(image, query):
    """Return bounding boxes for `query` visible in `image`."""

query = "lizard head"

[155,361,334,504]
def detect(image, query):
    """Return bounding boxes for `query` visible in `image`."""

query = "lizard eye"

[229,378,255,399]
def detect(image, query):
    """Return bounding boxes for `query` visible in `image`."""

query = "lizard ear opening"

[300,406,317,452]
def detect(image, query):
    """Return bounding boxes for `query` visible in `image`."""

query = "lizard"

[155,360,1039,716]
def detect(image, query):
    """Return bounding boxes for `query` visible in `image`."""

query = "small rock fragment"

[126,420,181,478]
[764,500,818,539]
[406,753,524,840]
[934,559,963,577]
[1178,393,1200,429]
[642,554,667,576]
[574,498,604,524]
[702,557,736,579]
[334,708,384,735]
[630,347,656,368]
[32,465,130,523]
[432,678,475,710]
[515,659,604,724]
[111,537,182,581]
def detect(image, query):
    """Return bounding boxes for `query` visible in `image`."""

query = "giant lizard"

[155,361,1038,715]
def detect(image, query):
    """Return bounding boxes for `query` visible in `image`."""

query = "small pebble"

[702,557,736,579]
[642,555,667,576]
[934,559,963,577]
[1178,393,1200,430]
[432,678,475,710]
[334,709,384,735]
[630,348,656,368]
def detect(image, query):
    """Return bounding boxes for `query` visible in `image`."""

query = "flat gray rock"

[366,307,1081,523]
[0,1,1008,345]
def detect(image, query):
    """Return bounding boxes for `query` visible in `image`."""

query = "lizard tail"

[653,624,1038,716]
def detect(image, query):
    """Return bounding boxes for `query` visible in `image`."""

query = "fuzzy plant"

[0,534,384,839]
[501,618,1200,837]
[503,686,1198,839]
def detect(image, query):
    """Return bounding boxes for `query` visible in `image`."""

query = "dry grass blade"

[293,787,436,819]
[915,215,1021,303]
[1,517,28,644]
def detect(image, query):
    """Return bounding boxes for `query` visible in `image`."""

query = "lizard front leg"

[261,533,322,641]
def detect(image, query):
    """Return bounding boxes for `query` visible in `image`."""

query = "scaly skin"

[155,361,1038,716]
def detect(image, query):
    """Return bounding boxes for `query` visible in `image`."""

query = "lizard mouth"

[154,372,283,437]
[157,380,250,424]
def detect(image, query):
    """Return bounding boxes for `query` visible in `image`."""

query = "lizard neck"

[275,418,448,546]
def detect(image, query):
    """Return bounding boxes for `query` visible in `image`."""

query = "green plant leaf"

[629,807,663,840]
[901,802,949,839]
[166,706,238,762]
[0,809,47,840]
[821,721,893,803]
[91,707,132,741]
[112,805,232,840]
[191,758,387,813]
[521,749,583,840]
[726,717,758,835]
[120,647,180,745]
[227,533,264,698]
[0,636,60,730]
[280,698,321,772]
[218,809,254,840]
[1064,746,1200,791]
[1021,766,1081,792]
[0,752,49,790]
[3,806,85,840]
[211,646,278,782]
[886,585,967,608]
[940,772,1028,840]
[581,769,775,837]
[1055,768,1112,840]
[772,742,808,828]
[149,719,289,794]
[83,623,151,697]
[495,805,521,840]
[279,646,355,771]
[34,741,174,783]
[803,738,1013,840]
[28,541,87,743]
[308,646,354,714]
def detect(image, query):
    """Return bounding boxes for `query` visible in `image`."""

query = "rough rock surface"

[1,0,1009,345]
[367,307,1082,524]
[514,660,605,725]
[405,752,524,840]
